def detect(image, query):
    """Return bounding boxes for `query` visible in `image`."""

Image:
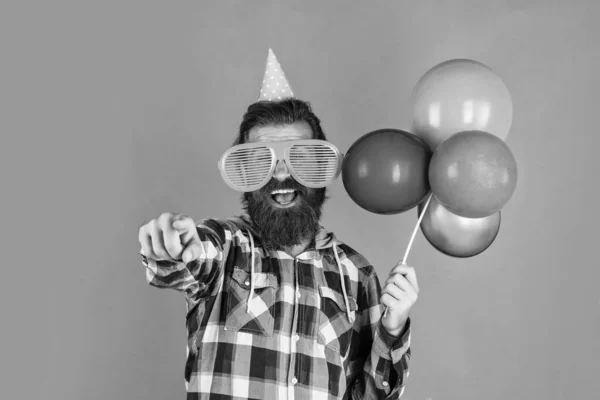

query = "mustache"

[259,178,307,196]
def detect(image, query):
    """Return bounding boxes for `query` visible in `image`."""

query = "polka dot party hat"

[258,48,295,101]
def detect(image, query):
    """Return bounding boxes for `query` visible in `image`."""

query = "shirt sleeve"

[350,268,412,399]
[140,218,227,305]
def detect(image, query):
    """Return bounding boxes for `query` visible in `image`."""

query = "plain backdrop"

[2,1,599,399]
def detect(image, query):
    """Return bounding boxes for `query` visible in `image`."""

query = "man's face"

[241,122,327,250]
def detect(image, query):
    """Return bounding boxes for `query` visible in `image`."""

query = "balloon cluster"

[342,59,518,258]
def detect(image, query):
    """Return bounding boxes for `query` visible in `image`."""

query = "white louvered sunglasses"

[218,139,344,192]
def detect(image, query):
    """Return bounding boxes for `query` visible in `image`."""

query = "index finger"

[172,217,195,233]
[162,221,183,259]
[390,263,419,293]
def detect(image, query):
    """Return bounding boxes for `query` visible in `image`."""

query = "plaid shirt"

[142,215,411,399]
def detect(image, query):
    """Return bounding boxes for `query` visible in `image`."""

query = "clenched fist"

[138,212,202,264]
[380,262,419,337]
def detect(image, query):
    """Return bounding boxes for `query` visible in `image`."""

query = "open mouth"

[270,188,298,207]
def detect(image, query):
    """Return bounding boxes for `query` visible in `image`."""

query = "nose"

[272,159,291,181]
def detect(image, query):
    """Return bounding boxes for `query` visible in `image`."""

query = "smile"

[270,189,299,208]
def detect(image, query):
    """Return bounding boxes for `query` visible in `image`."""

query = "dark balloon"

[429,130,517,218]
[419,195,501,258]
[342,129,431,214]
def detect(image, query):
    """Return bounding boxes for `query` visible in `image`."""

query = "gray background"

[2,1,599,399]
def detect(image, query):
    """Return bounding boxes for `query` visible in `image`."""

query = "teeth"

[271,189,296,195]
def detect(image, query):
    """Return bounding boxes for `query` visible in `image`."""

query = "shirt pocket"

[317,285,357,358]
[225,266,278,336]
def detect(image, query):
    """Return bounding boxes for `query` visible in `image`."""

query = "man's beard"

[242,178,328,251]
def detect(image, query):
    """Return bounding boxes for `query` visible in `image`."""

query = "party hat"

[258,48,295,101]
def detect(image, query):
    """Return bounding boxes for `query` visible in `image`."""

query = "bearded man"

[138,49,419,400]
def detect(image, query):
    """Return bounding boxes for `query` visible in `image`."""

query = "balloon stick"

[383,192,433,318]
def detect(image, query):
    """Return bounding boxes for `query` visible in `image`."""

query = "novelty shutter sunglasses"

[218,139,343,192]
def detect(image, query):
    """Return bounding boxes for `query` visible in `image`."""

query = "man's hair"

[233,98,327,145]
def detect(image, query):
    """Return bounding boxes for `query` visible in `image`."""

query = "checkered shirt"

[142,215,411,399]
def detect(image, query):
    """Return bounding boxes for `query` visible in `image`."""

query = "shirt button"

[292,377,298,385]
[296,291,301,299]
[293,334,300,341]
[382,381,389,387]
[244,280,250,286]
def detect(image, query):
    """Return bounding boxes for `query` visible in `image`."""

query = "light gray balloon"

[418,195,501,258]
